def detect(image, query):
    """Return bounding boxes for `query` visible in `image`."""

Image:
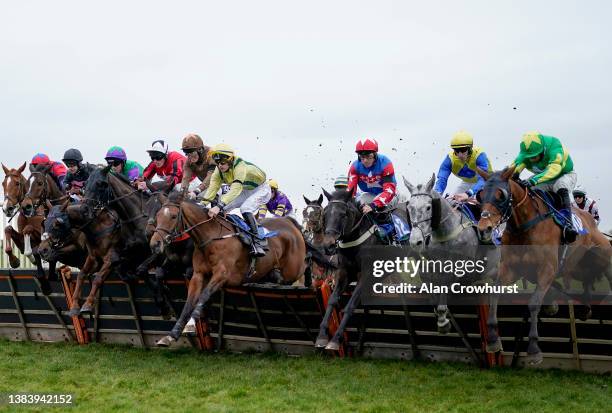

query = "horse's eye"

[427,206,431,211]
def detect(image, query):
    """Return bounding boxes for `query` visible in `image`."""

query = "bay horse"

[302,194,332,285]
[2,162,56,293]
[476,167,612,364]
[153,193,318,347]
[45,202,123,316]
[21,163,65,217]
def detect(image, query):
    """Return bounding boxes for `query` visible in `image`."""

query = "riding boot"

[558,188,578,243]
[243,212,267,257]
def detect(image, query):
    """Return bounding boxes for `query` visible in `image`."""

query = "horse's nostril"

[487,225,492,231]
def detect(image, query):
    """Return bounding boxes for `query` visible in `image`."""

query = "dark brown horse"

[476,167,612,364]
[45,202,123,316]
[302,194,335,285]
[153,193,312,347]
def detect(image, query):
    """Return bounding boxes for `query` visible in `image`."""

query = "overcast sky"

[2,1,611,228]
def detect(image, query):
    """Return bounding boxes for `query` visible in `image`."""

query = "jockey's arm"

[201,169,223,204]
[529,154,563,185]
[434,155,452,194]
[372,176,397,209]
[346,162,359,196]
[273,203,287,217]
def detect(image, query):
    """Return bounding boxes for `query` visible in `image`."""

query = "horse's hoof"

[67,307,80,317]
[542,303,559,316]
[486,339,503,353]
[325,341,340,351]
[80,304,93,315]
[8,256,20,269]
[527,352,543,365]
[315,337,329,348]
[437,320,452,335]
[156,336,175,347]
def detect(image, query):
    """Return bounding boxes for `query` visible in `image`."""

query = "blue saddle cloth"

[226,214,279,239]
[533,190,588,235]
[459,203,477,224]
[376,215,411,241]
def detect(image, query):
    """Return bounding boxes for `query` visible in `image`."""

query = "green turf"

[0,340,610,412]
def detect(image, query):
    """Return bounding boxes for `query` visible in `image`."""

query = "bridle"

[23,171,65,214]
[408,192,447,245]
[303,204,324,233]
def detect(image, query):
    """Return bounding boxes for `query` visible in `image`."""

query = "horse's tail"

[285,216,337,272]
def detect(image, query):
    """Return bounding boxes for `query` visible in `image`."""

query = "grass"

[0,339,610,412]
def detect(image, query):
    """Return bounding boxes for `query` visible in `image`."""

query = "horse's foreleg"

[315,274,349,348]
[80,250,118,314]
[526,287,547,365]
[486,288,502,353]
[4,226,24,268]
[68,255,96,317]
[189,277,224,321]
[157,272,206,345]
[435,293,451,335]
[33,252,52,295]
[326,279,364,351]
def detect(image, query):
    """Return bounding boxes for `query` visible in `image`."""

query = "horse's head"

[145,192,168,240]
[21,164,53,217]
[404,173,441,251]
[84,166,112,207]
[302,194,324,235]
[2,162,28,216]
[151,192,184,254]
[322,187,358,253]
[40,202,73,259]
[476,167,514,242]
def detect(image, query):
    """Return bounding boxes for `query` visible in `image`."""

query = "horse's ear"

[18,162,26,174]
[322,188,333,201]
[2,163,9,175]
[403,176,416,194]
[424,173,436,193]
[476,167,491,180]
[303,195,311,205]
[45,199,53,210]
[164,180,176,195]
[501,166,515,181]
[316,194,323,205]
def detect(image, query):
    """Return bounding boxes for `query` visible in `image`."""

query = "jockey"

[434,131,493,201]
[139,140,189,191]
[62,148,96,197]
[30,153,67,190]
[200,144,271,257]
[511,131,578,241]
[257,179,295,222]
[334,175,349,191]
[104,146,144,183]
[572,189,600,226]
[347,138,397,213]
[180,133,216,197]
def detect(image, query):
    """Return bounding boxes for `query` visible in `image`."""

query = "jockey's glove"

[516,178,532,188]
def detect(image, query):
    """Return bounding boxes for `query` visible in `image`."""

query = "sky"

[1,0,612,229]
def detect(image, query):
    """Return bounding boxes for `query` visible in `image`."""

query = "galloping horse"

[403,174,498,333]
[21,163,65,217]
[45,202,123,316]
[2,162,32,268]
[153,193,316,347]
[476,167,612,364]
[316,188,392,351]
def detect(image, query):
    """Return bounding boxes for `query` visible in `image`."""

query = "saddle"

[370,210,411,243]
[225,214,278,247]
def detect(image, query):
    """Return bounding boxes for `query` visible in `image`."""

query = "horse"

[315,188,394,351]
[403,174,498,333]
[83,167,176,317]
[45,202,123,316]
[153,192,323,347]
[21,163,65,217]
[2,162,32,268]
[302,194,325,245]
[476,167,612,364]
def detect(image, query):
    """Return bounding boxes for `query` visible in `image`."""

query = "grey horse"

[403,173,499,333]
